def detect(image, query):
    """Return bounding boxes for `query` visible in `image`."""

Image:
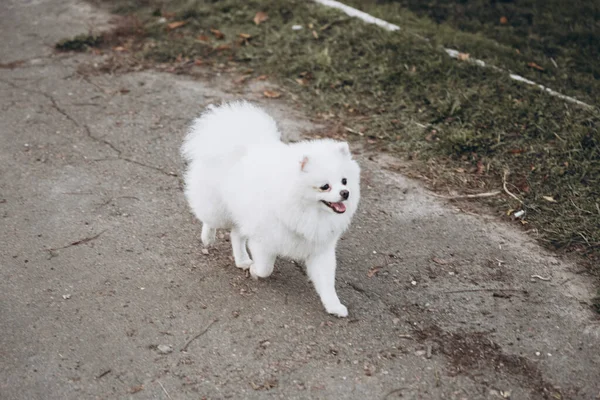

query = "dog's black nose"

[340,190,349,200]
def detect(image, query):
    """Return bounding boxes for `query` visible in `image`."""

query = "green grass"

[87,0,599,267]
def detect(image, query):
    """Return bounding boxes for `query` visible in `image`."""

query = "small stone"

[535,351,541,356]
[157,345,172,354]
[62,294,71,300]
[292,25,303,30]
[392,318,400,325]
[411,280,417,286]
[201,249,209,255]
[415,350,426,356]
[260,340,270,348]
[253,315,265,325]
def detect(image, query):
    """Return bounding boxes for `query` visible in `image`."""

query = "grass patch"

[83,0,599,269]
[352,0,600,104]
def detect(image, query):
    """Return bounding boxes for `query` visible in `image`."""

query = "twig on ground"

[157,381,173,400]
[443,288,526,294]
[531,275,551,281]
[96,369,111,379]
[180,319,218,352]
[344,126,363,136]
[431,190,501,200]
[383,387,409,399]
[502,170,524,205]
[46,230,107,252]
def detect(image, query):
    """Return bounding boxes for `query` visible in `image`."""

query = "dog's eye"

[341,178,347,185]
[320,184,330,191]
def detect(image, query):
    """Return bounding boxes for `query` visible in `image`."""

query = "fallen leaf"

[253,11,268,25]
[194,59,204,66]
[367,266,381,278]
[234,75,251,84]
[113,46,127,52]
[500,16,508,24]
[312,30,319,39]
[263,90,281,99]
[527,62,544,71]
[542,196,557,203]
[509,148,525,154]
[476,160,485,175]
[214,44,231,51]
[119,88,130,94]
[432,257,449,265]
[129,385,144,394]
[256,75,268,81]
[196,35,210,42]
[210,28,225,39]
[456,168,466,173]
[238,33,252,39]
[457,52,470,61]
[167,21,187,30]
[295,78,307,85]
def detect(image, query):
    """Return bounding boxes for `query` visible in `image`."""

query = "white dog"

[181,101,360,317]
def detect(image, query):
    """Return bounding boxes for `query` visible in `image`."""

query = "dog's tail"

[181,101,281,164]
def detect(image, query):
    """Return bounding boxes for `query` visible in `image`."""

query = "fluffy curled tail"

[181,101,281,164]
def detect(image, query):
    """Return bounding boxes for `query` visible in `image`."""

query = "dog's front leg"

[307,246,348,317]
[248,239,276,279]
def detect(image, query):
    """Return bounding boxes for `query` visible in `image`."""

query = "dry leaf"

[312,30,319,39]
[527,62,544,71]
[194,59,204,66]
[113,46,127,52]
[476,160,485,175]
[167,21,187,30]
[119,88,130,94]
[432,257,449,265]
[239,33,252,39]
[214,44,231,51]
[367,267,381,278]
[210,28,225,39]
[295,78,307,86]
[457,52,470,61]
[256,75,268,81]
[253,11,268,25]
[196,35,210,42]
[542,196,557,203]
[500,16,508,24]
[263,90,281,99]
[129,385,144,394]
[456,168,466,173]
[234,75,251,84]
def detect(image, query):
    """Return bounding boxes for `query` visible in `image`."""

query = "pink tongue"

[331,202,346,213]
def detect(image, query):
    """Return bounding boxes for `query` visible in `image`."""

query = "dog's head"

[297,140,360,218]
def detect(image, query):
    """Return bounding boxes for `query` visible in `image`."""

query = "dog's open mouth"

[321,200,346,214]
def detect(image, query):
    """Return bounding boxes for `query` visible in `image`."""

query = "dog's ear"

[337,142,350,156]
[300,156,309,172]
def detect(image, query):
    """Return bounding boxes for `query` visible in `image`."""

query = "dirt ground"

[1,0,599,399]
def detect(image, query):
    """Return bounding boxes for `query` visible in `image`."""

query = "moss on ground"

[85,0,599,268]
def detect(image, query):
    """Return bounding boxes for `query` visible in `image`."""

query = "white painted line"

[313,0,594,109]
[314,0,400,32]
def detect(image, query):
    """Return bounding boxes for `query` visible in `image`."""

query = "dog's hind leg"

[231,228,252,269]
[201,223,216,246]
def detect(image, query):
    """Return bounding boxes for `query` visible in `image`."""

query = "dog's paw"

[249,264,272,280]
[236,260,252,270]
[325,303,348,318]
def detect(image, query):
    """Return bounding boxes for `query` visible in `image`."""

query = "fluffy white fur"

[181,101,360,317]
